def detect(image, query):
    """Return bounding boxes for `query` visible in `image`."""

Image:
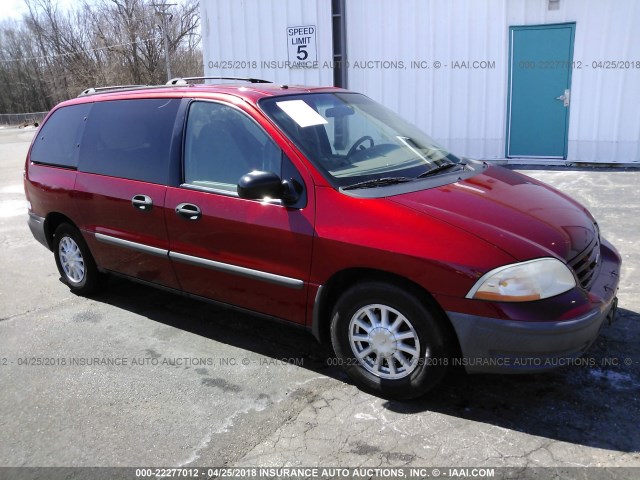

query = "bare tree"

[0,0,202,114]
[89,0,201,85]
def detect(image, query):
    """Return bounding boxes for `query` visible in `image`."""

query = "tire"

[330,282,451,399]
[53,223,104,296]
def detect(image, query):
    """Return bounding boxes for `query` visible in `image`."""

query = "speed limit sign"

[287,25,317,67]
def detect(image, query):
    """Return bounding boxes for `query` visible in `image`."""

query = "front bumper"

[447,238,621,374]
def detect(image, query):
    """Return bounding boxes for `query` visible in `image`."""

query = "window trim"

[29,161,78,171]
[179,181,239,198]
[179,182,285,206]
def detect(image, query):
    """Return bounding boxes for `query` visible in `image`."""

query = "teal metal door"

[507,23,575,158]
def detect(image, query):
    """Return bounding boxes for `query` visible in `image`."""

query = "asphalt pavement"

[0,126,638,470]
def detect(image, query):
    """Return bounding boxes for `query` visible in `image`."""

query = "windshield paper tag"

[276,100,328,128]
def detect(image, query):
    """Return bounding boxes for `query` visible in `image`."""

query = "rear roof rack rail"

[78,76,273,97]
[78,85,148,97]
[166,76,272,85]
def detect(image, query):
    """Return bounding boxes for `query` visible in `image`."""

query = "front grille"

[569,235,600,289]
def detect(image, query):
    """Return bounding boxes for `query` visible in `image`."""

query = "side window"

[30,103,91,168]
[184,101,282,192]
[79,99,180,184]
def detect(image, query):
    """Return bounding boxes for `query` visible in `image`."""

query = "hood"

[389,166,596,262]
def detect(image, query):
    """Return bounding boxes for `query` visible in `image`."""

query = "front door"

[507,23,575,158]
[164,100,315,324]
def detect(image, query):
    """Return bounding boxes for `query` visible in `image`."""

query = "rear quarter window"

[30,103,91,168]
[78,98,180,184]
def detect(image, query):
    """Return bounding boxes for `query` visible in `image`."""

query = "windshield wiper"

[416,162,464,179]
[342,177,414,190]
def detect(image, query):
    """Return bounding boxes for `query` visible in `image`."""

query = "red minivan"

[24,78,621,398]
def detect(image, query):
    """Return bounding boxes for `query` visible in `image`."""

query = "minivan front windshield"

[259,93,462,189]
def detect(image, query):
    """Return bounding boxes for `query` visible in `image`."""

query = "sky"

[0,0,77,22]
[0,0,27,21]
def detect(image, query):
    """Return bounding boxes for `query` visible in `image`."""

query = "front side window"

[259,93,462,189]
[183,101,282,193]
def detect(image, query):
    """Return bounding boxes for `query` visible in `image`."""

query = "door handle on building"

[555,89,570,107]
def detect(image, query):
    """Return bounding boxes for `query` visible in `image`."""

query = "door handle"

[131,194,153,211]
[175,203,201,220]
[555,89,570,107]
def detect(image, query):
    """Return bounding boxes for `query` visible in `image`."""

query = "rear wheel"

[330,282,451,399]
[53,223,103,295]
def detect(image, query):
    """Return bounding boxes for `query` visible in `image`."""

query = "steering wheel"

[347,135,375,158]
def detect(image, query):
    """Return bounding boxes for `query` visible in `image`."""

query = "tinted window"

[184,101,282,193]
[79,99,180,184]
[30,103,91,168]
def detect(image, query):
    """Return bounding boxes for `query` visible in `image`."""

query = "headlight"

[466,258,576,302]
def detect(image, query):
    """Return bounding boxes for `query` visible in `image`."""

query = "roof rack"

[166,76,272,85]
[78,76,273,97]
[78,85,147,97]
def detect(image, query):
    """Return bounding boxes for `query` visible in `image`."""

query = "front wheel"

[330,282,451,399]
[53,223,104,296]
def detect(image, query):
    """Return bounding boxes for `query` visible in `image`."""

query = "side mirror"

[237,171,300,205]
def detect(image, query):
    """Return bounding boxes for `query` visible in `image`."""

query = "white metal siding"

[201,0,640,163]
[201,0,333,86]
[345,0,508,160]
[346,0,640,163]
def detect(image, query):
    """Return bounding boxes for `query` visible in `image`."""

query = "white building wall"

[346,0,640,163]
[200,0,333,86]
[346,0,507,160]
[201,0,640,163]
